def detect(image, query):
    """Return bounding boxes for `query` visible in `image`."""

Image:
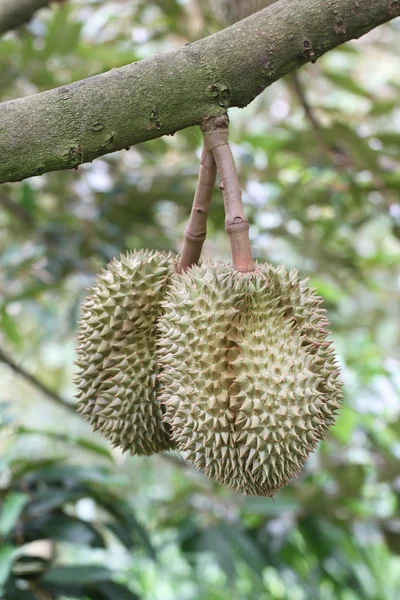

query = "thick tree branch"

[0,0,399,184]
[0,0,62,35]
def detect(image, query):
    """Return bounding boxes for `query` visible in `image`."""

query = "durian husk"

[157,262,342,496]
[75,249,177,455]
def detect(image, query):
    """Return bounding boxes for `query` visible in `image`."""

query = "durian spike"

[202,115,255,273]
[176,146,217,274]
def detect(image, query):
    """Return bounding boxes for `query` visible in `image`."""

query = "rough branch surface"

[0,0,399,184]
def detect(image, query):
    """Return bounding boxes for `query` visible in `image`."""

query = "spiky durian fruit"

[158,262,342,496]
[75,249,177,455]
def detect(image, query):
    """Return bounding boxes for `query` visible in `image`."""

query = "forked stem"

[202,116,255,273]
[176,146,217,273]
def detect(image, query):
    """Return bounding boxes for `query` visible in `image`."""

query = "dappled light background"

[1,1,400,598]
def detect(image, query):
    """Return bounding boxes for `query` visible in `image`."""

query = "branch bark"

[0,0,60,35]
[176,146,217,273]
[0,0,398,184]
[203,115,255,272]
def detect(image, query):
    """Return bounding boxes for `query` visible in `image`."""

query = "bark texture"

[176,146,217,274]
[0,0,399,184]
[203,117,256,273]
[0,0,55,34]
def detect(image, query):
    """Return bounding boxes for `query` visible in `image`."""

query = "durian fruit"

[75,249,177,455]
[157,262,342,496]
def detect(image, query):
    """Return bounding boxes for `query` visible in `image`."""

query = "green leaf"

[243,496,299,515]
[0,492,28,538]
[105,521,136,550]
[90,495,156,559]
[374,132,400,149]
[0,309,22,349]
[21,464,122,488]
[382,522,400,555]
[0,545,17,594]
[0,401,13,430]
[25,487,87,515]
[44,4,82,57]
[41,579,141,600]
[381,172,400,190]
[218,523,265,578]
[181,525,236,581]
[2,576,38,600]
[16,426,114,462]
[329,122,380,173]
[369,99,396,117]
[309,277,343,304]
[331,406,358,444]
[202,527,236,581]
[11,458,64,481]
[42,565,113,586]
[19,183,36,213]
[94,581,141,600]
[22,515,105,548]
[324,70,372,99]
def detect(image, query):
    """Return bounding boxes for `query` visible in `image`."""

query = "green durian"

[157,262,343,496]
[75,249,177,455]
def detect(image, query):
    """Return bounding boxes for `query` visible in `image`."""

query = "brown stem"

[290,72,323,134]
[176,146,217,273]
[202,116,255,273]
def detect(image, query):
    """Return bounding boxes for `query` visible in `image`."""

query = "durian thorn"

[202,115,255,273]
[176,146,217,274]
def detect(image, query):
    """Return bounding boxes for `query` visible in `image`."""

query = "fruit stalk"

[202,116,255,273]
[176,146,217,273]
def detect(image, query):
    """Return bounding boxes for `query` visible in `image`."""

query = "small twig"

[0,348,76,414]
[176,146,217,273]
[160,451,194,469]
[0,193,34,227]
[289,72,351,169]
[202,115,255,273]
[290,72,324,134]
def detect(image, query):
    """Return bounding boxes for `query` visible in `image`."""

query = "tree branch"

[0,0,62,35]
[176,145,217,273]
[0,348,77,414]
[0,0,398,184]
[203,115,255,272]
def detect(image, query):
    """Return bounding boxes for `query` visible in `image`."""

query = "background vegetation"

[1,1,399,598]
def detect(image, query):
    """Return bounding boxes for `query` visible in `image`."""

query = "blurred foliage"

[0,405,151,598]
[0,1,400,599]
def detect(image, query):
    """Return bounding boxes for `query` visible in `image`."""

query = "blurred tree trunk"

[210,0,278,25]
[0,0,63,35]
